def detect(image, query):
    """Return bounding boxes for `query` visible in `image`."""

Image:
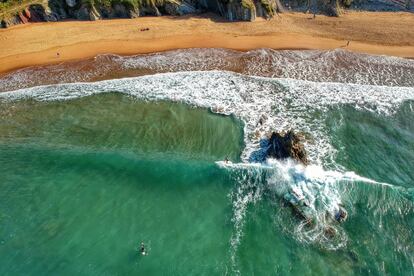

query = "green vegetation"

[241,0,255,11]
[0,0,19,14]
[80,0,133,9]
[342,0,353,6]
[260,0,275,16]
[1,0,42,18]
[79,0,172,10]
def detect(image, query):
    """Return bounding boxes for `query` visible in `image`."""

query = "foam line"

[2,71,413,164]
[1,48,413,92]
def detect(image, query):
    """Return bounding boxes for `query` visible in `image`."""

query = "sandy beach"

[0,11,413,74]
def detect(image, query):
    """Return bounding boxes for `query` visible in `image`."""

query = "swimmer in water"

[140,242,146,255]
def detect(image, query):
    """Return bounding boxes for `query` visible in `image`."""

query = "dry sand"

[0,11,413,74]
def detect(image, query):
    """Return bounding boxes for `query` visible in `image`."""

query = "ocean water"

[0,49,413,275]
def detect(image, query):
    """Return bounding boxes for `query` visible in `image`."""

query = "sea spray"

[220,161,340,250]
[217,157,413,262]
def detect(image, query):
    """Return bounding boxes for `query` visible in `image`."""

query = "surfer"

[224,156,229,163]
[257,114,267,126]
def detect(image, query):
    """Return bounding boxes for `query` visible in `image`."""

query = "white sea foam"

[218,161,266,271]
[1,48,413,272]
[120,48,414,87]
[217,158,397,252]
[1,48,413,92]
[2,70,413,165]
[2,69,413,255]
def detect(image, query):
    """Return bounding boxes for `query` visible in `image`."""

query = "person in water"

[140,242,146,255]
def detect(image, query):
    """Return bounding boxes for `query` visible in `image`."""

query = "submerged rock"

[324,225,337,238]
[283,187,316,223]
[266,130,309,165]
[335,205,348,223]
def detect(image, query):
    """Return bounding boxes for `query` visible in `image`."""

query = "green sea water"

[0,94,243,275]
[0,93,413,275]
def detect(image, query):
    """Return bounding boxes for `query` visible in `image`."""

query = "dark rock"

[75,5,91,20]
[324,226,337,238]
[164,0,197,15]
[139,5,162,16]
[217,0,256,21]
[28,5,48,22]
[3,0,407,29]
[0,16,21,28]
[178,1,198,14]
[266,130,309,165]
[44,9,60,22]
[111,3,130,18]
[1,20,7,28]
[75,4,101,20]
[164,1,182,15]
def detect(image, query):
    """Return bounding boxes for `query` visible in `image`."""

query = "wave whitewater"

[2,71,413,164]
[1,48,414,92]
[1,49,413,263]
[217,158,406,258]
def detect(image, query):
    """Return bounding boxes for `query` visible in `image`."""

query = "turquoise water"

[1,49,414,275]
[0,95,243,275]
[1,94,413,275]
[326,102,414,274]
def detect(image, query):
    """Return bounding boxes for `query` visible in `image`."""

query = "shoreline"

[1,12,414,75]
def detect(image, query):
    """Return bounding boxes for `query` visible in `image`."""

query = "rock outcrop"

[1,0,413,28]
[216,0,284,21]
[1,4,58,28]
[65,0,77,8]
[0,0,283,28]
[1,16,20,28]
[266,130,309,165]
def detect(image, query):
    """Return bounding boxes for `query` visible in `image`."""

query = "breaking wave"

[217,158,412,266]
[2,71,413,165]
[1,49,413,264]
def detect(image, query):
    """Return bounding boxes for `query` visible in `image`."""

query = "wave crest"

[2,71,413,165]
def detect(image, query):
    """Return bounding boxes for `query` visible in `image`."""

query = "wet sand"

[0,12,413,74]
